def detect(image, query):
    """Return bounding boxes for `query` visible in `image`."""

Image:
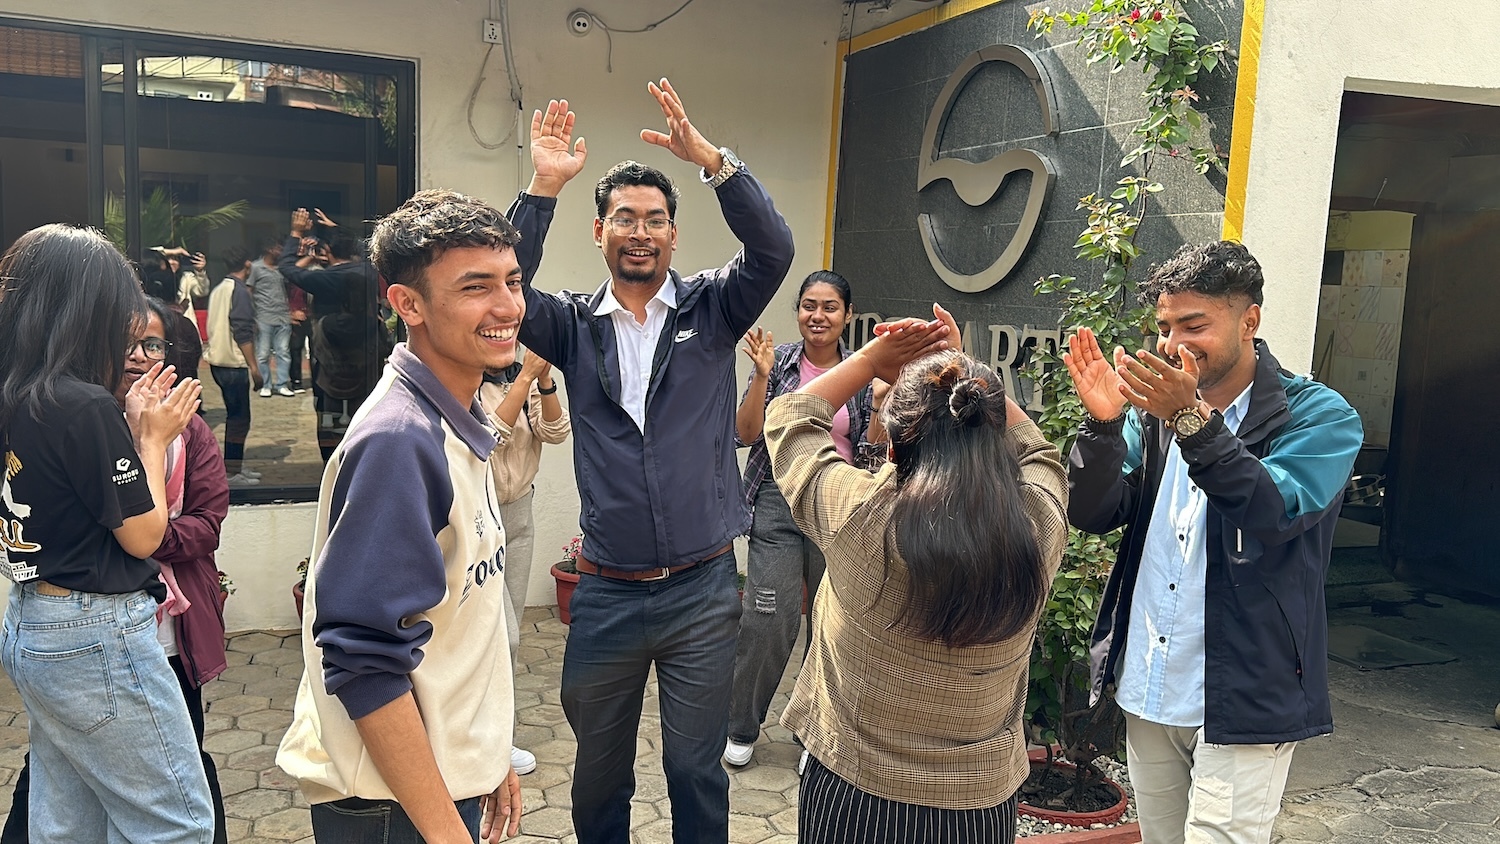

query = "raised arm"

[734,329,775,445]
[511,99,587,368]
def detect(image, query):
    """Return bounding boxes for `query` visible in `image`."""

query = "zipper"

[1237,529,1243,554]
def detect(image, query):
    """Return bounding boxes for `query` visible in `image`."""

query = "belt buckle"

[640,566,672,582]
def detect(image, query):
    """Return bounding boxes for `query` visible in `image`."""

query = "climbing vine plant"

[1020,0,1234,798]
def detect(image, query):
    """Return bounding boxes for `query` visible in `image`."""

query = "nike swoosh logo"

[674,329,698,343]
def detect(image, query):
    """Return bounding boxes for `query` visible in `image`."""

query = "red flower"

[1130,8,1142,21]
[1152,10,1163,21]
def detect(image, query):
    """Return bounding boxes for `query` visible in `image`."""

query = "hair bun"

[948,378,987,426]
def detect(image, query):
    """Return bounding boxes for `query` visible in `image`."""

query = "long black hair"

[0,224,146,428]
[883,350,1046,648]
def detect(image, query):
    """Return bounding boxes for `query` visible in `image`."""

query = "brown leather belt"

[575,543,733,583]
[35,581,71,597]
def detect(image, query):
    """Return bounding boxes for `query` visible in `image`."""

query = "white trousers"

[1124,712,1297,844]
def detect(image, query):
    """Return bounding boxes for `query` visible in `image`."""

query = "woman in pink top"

[724,271,881,766]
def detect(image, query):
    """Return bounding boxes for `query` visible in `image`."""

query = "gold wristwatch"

[1169,405,1207,440]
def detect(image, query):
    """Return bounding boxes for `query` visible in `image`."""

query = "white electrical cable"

[578,0,699,73]
[466,0,523,150]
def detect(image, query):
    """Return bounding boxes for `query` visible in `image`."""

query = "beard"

[613,246,661,284]
[1188,347,1239,393]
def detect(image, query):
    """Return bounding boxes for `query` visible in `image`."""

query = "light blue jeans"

[1,583,214,843]
[255,320,292,390]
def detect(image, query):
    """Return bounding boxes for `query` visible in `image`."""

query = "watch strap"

[703,147,742,189]
[537,382,558,395]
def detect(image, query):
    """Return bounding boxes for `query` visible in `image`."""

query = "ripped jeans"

[726,481,826,745]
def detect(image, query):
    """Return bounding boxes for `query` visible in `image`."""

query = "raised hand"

[127,364,201,449]
[640,78,722,173]
[857,319,951,385]
[312,208,337,228]
[1063,328,1128,421]
[290,207,311,236]
[528,99,587,197]
[741,328,775,378]
[1115,344,1203,422]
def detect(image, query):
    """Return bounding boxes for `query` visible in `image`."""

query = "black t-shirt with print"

[1,377,165,600]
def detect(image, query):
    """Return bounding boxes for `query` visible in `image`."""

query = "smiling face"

[594,185,676,288]
[1153,290,1259,395]
[390,245,526,403]
[797,282,851,352]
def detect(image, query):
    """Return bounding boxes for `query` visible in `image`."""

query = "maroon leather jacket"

[155,413,230,687]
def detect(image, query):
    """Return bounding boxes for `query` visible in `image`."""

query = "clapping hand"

[1115,344,1203,422]
[857,319,951,384]
[125,363,201,449]
[742,328,775,379]
[641,78,722,174]
[528,99,588,197]
[1063,328,1129,422]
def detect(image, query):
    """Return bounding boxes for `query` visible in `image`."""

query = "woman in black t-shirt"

[0,224,215,842]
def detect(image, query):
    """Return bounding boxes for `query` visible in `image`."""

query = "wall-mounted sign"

[917,44,1059,293]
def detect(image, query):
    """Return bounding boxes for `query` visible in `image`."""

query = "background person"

[724,269,878,767]
[248,238,295,398]
[1064,241,1363,844]
[764,312,1067,844]
[204,246,262,486]
[480,348,571,779]
[0,223,211,842]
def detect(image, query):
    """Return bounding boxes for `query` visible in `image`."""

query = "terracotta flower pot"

[1019,750,1129,828]
[552,562,580,625]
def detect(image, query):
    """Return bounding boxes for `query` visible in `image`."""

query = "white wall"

[0,0,843,628]
[1240,0,1500,370]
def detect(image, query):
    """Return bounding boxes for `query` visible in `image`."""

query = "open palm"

[530,99,587,187]
[1063,328,1127,420]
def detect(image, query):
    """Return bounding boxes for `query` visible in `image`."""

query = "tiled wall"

[1313,249,1407,446]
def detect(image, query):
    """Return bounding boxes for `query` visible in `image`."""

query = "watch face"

[1175,410,1206,437]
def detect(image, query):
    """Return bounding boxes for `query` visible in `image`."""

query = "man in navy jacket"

[1065,241,1362,844]
[507,83,794,844]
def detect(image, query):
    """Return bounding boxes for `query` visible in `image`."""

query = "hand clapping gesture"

[742,328,775,379]
[125,363,201,449]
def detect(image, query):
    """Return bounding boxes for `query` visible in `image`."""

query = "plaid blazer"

[765,392,1068,810]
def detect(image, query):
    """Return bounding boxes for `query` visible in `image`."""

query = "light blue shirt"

[1115,385,1253,728]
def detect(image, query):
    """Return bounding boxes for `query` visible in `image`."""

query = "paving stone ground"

[0,607,805,843]
[1,603,1497,842]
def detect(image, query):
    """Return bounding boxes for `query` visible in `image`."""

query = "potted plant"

[1018,0,1233,830]
[293,557,309,621]
[217,571,235,610]
[550,536,583,625]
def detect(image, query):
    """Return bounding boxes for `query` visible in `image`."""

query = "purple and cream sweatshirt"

[277,344,515,804]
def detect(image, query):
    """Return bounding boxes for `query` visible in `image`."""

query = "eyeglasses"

[601,216,673,236]
[125,336,171,361]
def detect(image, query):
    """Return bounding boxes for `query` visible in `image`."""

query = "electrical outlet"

[483,19,502,44]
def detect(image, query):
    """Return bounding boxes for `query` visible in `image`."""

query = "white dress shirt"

[1116,384,1253,728]
[593,281,678,432]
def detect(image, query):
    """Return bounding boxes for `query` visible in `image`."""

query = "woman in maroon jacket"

[1,297,231,844]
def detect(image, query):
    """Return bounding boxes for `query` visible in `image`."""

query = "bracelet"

[537,382,558,395]
[1085,408,1127,425]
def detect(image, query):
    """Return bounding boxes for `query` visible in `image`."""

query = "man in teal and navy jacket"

[1064,241,1362,844]
[506,86,794,844]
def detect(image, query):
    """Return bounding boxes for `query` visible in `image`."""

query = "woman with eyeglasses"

[0,224,214,842]
[763,310,1068,844]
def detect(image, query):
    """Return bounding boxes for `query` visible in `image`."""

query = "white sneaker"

[259,386,272,398]
[723,738,754,767]
[510,746,537,775]
[226,472,260,487]
[240,468,263,479]
[276,386,296,397]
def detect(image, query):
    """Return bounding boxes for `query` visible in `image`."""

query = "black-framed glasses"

[125,336,171,361]
[601,216,673,236]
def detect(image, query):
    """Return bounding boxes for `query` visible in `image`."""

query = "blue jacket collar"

[387,343,499,461]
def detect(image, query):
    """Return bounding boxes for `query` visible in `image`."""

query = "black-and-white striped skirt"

[797,755,1019,843]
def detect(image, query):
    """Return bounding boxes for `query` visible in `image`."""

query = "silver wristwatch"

[702,147,743,189]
